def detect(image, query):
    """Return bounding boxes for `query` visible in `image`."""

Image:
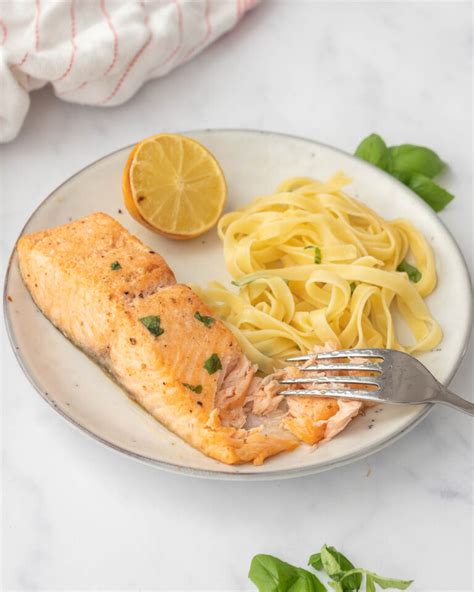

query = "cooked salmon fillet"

[17,213,297,465]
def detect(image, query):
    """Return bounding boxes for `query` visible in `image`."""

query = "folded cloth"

[0,0,259,142]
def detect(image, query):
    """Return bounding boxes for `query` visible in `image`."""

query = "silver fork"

[279,348,473,416]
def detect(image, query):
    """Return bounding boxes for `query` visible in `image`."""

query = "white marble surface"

[1,2,472,591]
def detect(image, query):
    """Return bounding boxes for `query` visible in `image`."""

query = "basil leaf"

[321,546,356,574]
[391,170,411,185]
[320,547,362,590]
[203,353,222,375]
[355,134,392,172]
[405,173,454,212]
[111,261,121,270]
[370,575,413,590]
[389,144,445,179]
[320,546,342,577]
[365,574,376,592]
[308,553,323,571]
[355,136,454,213]
[338,569,366,591]
[396,260,421,283]
[139,315,164,336]
[182,383,202,394]
[194,311,215,328]
[249,554,326,592]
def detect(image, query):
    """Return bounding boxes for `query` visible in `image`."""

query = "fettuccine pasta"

[194,173,442,373]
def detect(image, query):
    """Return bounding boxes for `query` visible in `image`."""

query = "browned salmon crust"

[17,213,297,465]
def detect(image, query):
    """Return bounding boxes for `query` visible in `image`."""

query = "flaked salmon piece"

[215,355,258,429]
[17,213,297,465]
[280,343,365,445]
[247,372,285,417]
[243,342,365,446]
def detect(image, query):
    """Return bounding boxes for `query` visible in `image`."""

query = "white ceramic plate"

[4,130,472,480]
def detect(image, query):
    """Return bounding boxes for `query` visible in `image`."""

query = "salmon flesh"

[17,213,363,465]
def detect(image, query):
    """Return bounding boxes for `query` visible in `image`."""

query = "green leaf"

[110,261,122,270]
[338,569,365,591]
[396,260,422,283]
[365,574,376,592]
[354,135,454,213]
[319,546,362,591]
[370,574,413,590]
[355,134,392,172]
[139,315,164,337]
[194,311,215,328]
[329,583,344,592]
[320,546,357,575]
[249,554,326,592]
[308,553,323,571]
[182,382,203,394]
[320,546,342,577]
[203,353,222,375]
[389,144,445,178]
[391,170,411,185]
[405,173,454,212]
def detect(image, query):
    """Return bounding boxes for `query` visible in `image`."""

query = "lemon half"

[123,134,227,239]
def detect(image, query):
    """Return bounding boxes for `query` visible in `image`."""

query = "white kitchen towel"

[0,0,259,142]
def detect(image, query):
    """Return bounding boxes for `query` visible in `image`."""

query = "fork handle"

[435,387,474,416]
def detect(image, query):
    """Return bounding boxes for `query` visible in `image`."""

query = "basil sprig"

[249,555,326,592]
[249,545,412,592]
[355,134,453,212]
[309,546,362,590]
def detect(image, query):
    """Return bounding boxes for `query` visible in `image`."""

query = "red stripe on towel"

[53,0,78,82]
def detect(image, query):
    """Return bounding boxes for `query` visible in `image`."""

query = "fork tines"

[279,348,387,401]
[285,348,386,362]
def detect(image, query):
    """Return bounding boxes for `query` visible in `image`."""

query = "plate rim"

[3,128,472,481]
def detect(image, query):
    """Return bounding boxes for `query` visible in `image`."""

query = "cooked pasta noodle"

[193,173,442,373]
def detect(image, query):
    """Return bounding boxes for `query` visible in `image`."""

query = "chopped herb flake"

[111,261,122,270]
[194,311,215,328]
[139,315,164,336]
[397,260,422,283]
[182,382,203,394]
[350,282,357,294]
[304,245,321,263]
[203,353,222,375]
